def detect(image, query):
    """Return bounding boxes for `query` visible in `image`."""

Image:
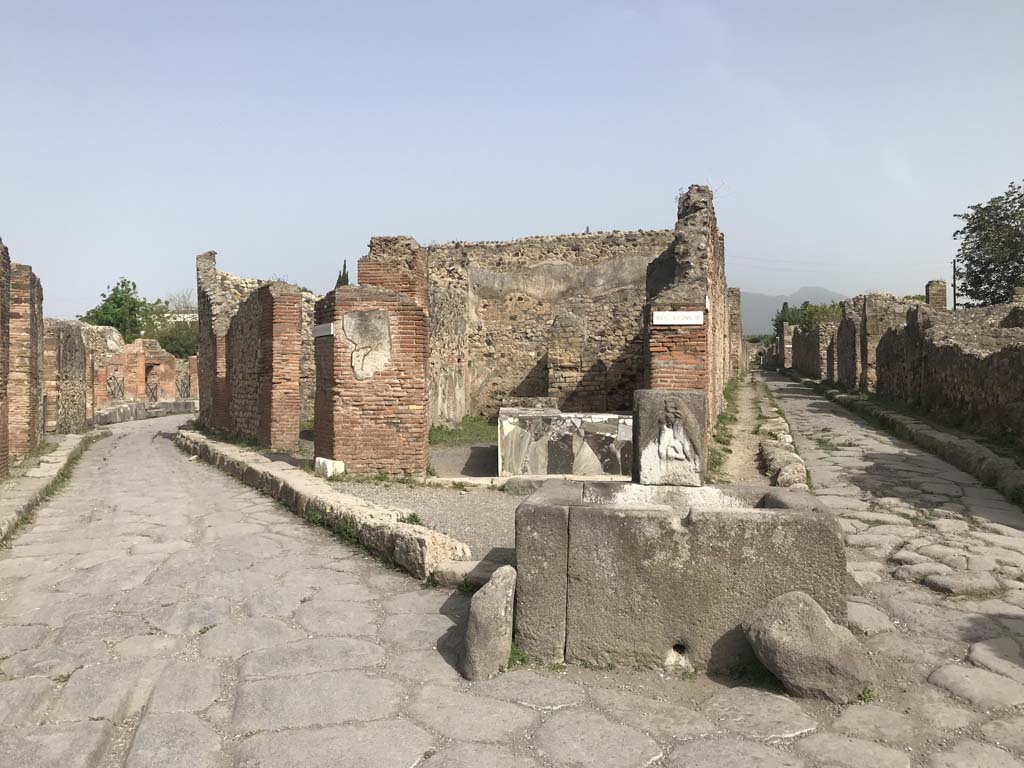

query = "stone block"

[516,480,846,673]
[462,565,517,681]
[513,481,578,663]
[633,389,705,486]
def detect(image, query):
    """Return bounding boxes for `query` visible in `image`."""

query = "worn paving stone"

[125,713,222,768]
[701,686,817,740]
[471,669,586,711]
[421,743,541,768]
[981,714,1024,752]
[198,618,304,658]
[967,637,1024,684]
[667,738,806,768]
[0,639,112,680]
[587,687,717,741]
[51,659,165,724]
[533,709,663,768]
[146,597,231,635]
[847,601,895,635]
[0,721,114,768]
[929,663,1024,709]
[0,677,55,725]
[384,649,464,684]
[795,733,911,768]
[240,638,386,677]
[149,661,222,713]
[236,720,435,768]
[929,739,1023,768]
[379,613,460,650]
[0,624,48,657]
[113,634,183,658]
[233,671,402,732]
[408,684,539,742]
[295,600,380,637]
[831,704,923,746]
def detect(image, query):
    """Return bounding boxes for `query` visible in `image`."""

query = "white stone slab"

[652,311,704,326]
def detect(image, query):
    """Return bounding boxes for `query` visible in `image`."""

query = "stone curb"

[0,430,111,544]
[173,429,472,579]
[95,400,198,426]
[756,388,808,489]
[779,369,1024,509]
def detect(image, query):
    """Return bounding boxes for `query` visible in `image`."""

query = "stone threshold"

[0,431,109,544]
[424,474,628,491]
[780,369,1024,509]
[174,429,472,580]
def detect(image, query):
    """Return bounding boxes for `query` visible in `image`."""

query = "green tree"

[954,180,1024,306]
[80,278,151,342]
[336,262,350,288]
[798,301,841,332]
[153,320,199,358]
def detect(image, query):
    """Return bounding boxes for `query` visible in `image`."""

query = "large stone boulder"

[745,591,875,703]
[462,566,517,681]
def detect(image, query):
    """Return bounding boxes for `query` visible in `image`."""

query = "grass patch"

[506,642,529,670]
[708,376,741,482]
[398,512,423,526]
[429,416,497,447]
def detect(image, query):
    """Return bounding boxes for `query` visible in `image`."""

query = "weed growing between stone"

[707,376,741,481]
[506,642,529,670]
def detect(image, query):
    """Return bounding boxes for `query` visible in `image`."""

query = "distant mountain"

[739,286,847,335]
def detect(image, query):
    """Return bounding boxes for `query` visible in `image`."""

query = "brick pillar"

[0,242,10,479]
[926,280,947,309]
[257,284,301,450]
[314,285,429,476]
[189,355,199,400]
[8,264,43,459]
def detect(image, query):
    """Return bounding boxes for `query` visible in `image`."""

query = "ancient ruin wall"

[43,320,91,433]
[836,297,864,390]
[792,322,838,381]
[0,242,9,479]
[926,280,948,310]
[7,264,43,459]
[427,229,675,423]
[877,299,1024,450]
[860,294,916,391]
[196,253,304,449]
[643,185,731,445]
[728,288,746,378]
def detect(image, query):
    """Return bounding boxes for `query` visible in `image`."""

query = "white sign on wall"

[652,310,704,326]
[312,323,335,338]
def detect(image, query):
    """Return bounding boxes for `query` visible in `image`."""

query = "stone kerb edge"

[0,430,110,544]
[780,369,1024,508]
[173,429,472,579]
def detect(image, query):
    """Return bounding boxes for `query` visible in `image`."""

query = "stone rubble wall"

[728,288,747,378]
[876,299,1024,451]
[426,229,674,424]
[43,320,92,433]
[314,243,429,476]
[836,297,864,390]
[0,242,9,479]
[7,264,43,460]
[792,322,838,382]
[196,252,305,450]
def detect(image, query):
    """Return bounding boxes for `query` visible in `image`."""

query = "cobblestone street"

[2,401,1024,767]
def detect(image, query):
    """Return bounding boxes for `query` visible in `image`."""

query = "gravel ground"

[330,479,518,564]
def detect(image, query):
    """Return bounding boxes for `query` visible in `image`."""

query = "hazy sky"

[2,1,1021,318]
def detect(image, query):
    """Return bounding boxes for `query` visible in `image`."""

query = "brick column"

[314,285,428,477]
[8,264,43,459]
[926,280,947,309]
[256,284,301,449]
[189,355,199,400]
[781,322,794,368]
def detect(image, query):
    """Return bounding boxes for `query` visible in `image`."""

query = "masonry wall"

[727,288,746,378]
[43,320,92,433]
[197,253,304,449]
[314,284,429,476]
[0,242,10,479]
[6,265,43,459]
[643,185,731,447]
[792,322,838,381]
[876,298,1024,450]
[426,229,675,424]
[836,297,864,390]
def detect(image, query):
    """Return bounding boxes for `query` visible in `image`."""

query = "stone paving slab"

[2,412,1024,766]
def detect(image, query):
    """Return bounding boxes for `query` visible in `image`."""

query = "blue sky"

[2,0,1022,317]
